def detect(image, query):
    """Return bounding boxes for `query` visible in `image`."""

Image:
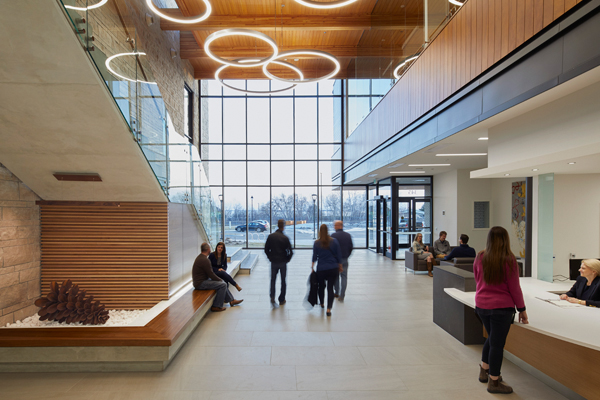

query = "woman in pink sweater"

[474,226,529,394]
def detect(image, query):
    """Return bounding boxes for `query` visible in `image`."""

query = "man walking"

[264,219,293,305]
[193,242,243,312]
[332,220,353,301]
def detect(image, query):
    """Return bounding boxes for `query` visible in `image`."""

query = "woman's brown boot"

[235,284,242,291]
[427,262,433,277]
[479,365,489,383]
[487,377,513,394]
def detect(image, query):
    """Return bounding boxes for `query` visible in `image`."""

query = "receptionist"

[559,259,600,307]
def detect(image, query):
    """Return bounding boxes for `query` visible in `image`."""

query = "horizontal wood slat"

[40,202,170,310]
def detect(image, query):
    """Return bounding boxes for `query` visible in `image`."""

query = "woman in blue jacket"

[208,242,242,292]
[311,224,342,316]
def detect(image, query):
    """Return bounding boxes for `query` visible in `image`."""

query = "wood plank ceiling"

[162,0,448,80]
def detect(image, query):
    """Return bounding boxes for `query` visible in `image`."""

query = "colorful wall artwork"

[512,181,526,257]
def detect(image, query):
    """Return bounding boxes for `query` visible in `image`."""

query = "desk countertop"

[444,278,600,351]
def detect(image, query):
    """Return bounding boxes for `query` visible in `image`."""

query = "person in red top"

[473,226,529,394]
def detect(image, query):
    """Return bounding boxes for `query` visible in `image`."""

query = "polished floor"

[2,250,567,400]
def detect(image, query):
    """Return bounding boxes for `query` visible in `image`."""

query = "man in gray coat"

[332,220,353,301]
[193,242,243,312]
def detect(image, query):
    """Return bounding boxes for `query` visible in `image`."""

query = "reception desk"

[445,278,600,400]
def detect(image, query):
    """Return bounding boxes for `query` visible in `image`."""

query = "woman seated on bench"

[209,242,242,292]
[559,259,600,307]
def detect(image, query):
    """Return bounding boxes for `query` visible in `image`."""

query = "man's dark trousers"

[270,262,287,302]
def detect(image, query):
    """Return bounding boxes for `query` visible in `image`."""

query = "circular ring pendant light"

[145,0,212,24]
[105,52,157,85]
[64,0,108,11]
[293,0,359,9]
[448,0,464,6]
[262,50,340,84]
[204,29,279,68]
[393,55,419,79]
[215,59,304,94]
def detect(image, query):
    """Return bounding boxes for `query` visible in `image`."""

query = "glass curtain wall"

[201,80,352,248]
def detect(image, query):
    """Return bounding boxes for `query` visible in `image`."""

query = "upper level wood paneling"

[345,0,584,169]
[40,202,169,310]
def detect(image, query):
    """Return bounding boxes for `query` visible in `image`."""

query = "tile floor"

[1,250,568,400]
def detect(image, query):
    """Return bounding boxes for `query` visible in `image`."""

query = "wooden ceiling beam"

[194,68,393,80]
[181,46,409,60]
[160,10,420,31]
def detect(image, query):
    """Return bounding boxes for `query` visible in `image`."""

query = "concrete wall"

[552,174,600,277]
[0,164,41,326]
[433,170,458,244]
[457,170,492,253]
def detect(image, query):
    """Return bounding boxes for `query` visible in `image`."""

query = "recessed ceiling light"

[408,164,451,167]
[390,171,426,174]
[436,153,487,156]
[504,174,510,176]
[368,174,378,177]
[387,163,404,168]
[532,168,538,171]
[568,162,576,165]
[478,137,488,140]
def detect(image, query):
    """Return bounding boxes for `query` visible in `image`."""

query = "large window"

[201,80,347,248]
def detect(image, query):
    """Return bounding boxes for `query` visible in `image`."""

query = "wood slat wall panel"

[345,0,583,169]
[40,202,169,310]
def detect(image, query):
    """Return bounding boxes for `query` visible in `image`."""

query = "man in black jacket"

[264,219,293,305]
[332,220,353,301]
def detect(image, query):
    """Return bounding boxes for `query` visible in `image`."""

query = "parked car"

[398,221,424,231]
[235,222,267,232]
[251,220,270,230]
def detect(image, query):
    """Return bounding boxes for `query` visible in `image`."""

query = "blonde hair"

[582,259,600,277]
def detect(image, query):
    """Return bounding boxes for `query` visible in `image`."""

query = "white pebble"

[2,310,147,328]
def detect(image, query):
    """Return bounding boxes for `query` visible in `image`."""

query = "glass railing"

[58,0,220,246]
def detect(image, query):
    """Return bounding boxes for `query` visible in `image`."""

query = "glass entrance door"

[396,198,432,259]
[367,199,378,251]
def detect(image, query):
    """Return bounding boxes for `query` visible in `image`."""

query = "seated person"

[443,234,476,260]
[412,232,435,277]
[433,231,451,259]
[193,242,243,312]
[559,259,600,307]
[208,242,242,292]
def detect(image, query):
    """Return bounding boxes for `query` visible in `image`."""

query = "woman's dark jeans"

[476,307,516,377]
[214,269,238,287]
[317,268,339,309]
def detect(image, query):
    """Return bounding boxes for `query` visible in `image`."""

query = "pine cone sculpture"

[34,279,110,325]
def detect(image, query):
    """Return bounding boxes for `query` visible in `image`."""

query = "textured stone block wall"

[0,164,41,326]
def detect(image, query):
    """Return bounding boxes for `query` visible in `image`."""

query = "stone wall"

[0,164,41,326]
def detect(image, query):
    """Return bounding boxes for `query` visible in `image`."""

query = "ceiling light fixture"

[64,0,108,10]
[214,60,303,94]
[293,0,359,9]
[478,137,489,140]
[568,162,576,165]
[504,174,510,176]
[532,169,539,171]
[145,0,212,24]
[368,174,378,177]
[387,163,404,168]
[105,52,157,84]
[408,164,451,167]
[435,153,487,156]
[448,0,464,6]
[393,55,419,79]
[390,171,426,174]
[204,29,278,68]
[263,50,340,83]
